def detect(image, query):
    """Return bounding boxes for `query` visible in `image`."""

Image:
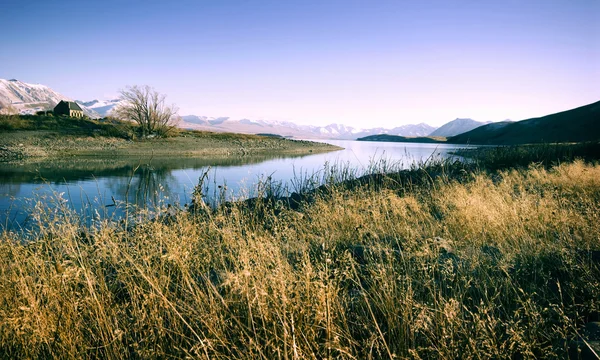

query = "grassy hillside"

[1,144,599,358]
[449,100,600,144]
[357,134,446,143]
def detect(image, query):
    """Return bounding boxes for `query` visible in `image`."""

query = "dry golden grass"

[1,161,599,358]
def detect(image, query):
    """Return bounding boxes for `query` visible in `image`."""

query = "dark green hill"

[449,100,600,144]
[357,134,446,143]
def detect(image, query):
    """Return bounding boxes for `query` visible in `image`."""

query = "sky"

[1,0,598,128]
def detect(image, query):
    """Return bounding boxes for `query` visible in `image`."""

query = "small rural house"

[54,100,84,118]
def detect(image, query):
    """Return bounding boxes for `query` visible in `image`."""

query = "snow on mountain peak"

[0,78,101,117]
[0,78,66,105]
[74,98,123,117]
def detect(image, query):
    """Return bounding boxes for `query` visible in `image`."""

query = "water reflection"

[0,155,308,185]
[0,140,475,230]
[0,183,21,198]
[0,153,324,229]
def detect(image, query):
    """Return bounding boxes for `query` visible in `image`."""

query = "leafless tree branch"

[113,85,180,137]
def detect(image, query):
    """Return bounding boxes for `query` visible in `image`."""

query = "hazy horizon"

[1,0,598,128]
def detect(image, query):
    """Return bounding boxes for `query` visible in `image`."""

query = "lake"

[0,140,473,230]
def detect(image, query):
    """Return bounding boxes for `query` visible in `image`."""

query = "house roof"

[57,100,83,111]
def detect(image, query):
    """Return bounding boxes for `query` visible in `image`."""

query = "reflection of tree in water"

[0,183,22,198]
[0,151,322,216]
[0,183,23,230]
[105,164,179,209]
[0,153,315,184]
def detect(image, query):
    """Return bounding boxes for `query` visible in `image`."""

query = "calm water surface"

[0,140,473,230]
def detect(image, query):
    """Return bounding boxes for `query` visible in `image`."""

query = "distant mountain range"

[57,98,440,139]
[180,115,437,139]
[9,77,557,141]
[357,101,600,145]
[429,118,491,137]
[449,100,600,144]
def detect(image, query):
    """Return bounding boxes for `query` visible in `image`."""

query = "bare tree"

[113,85,180,137]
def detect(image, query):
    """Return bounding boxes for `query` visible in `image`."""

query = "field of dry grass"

[1,151,599,358]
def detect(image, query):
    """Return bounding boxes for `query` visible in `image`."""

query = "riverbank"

[1,144,599,358]
[0,115,341,161]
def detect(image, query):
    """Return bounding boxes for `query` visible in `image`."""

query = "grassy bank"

[0,115,341,160]
[453,142,600,171]
[1,144,599,358]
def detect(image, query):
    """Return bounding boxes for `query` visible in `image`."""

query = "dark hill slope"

[449,101,600,144]
[357,134,446,143]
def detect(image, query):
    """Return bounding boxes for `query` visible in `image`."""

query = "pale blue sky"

[1,0,598,127]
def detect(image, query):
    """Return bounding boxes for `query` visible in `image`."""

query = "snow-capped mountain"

[76,99,122,117]
[0,78,65,106]
[0,78,101,118]
[180,115,437,140]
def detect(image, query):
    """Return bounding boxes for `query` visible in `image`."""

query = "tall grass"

[1,145,599,358]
